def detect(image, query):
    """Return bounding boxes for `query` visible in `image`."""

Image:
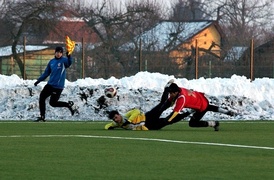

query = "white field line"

[0,134,274,150]
[0,121,274,122]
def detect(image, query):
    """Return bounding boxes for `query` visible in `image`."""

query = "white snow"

[0,45,49,57]
[0,72,273,121]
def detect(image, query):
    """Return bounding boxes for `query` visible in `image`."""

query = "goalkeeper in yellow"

[105,109,148,130]
[105,80,190,130]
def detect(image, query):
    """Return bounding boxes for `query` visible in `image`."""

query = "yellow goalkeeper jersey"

[104,109,148,130]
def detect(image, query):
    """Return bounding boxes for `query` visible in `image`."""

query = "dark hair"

[108,110,119,119]
[167,83,180,93]
[55,46,63,53]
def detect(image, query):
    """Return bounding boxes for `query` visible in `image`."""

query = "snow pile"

[0,72,273,121]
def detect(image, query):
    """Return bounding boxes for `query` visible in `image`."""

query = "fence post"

[208,60,212,78]
[250,39,254,81]
[23,36,26,80]
[82,37,85,79]
[273,61,274,78]
[195,39,199,79]
[139,38,142,72]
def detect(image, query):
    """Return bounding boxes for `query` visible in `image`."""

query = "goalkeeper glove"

[66,36,75,55]
[34,81,40,86]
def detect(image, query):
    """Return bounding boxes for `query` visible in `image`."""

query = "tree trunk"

[11,44,25,79]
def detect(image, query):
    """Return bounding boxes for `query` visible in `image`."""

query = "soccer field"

[0,121,273,180]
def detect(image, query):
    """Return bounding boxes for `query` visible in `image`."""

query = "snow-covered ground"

[0,72,273,121]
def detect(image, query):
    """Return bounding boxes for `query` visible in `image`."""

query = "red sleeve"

[173,95,186,112]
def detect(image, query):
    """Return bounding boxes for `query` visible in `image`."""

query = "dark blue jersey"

[37,56,72,89]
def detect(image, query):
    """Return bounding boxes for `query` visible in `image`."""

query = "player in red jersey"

[164,81,235,131]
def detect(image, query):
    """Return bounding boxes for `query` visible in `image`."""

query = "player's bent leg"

[189,119,208,127]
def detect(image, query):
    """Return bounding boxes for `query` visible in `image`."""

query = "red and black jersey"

[169,87,209,113]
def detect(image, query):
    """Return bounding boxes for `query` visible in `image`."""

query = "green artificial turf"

[0,121,273,180]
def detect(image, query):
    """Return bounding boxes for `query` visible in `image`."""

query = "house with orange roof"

[120,20,225,70]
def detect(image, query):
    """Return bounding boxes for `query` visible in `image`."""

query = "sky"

[0,72,273,121]
[67,0,174,13]
[71,0,174,6]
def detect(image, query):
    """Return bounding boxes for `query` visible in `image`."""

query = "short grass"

[0,121,273,180]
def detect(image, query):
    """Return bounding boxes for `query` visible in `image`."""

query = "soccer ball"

[104,86,117,98]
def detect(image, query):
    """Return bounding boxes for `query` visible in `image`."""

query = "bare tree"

[1,0,65,78]
[170,0,212,21]
[210,0,274,46]
[76,0,164,78]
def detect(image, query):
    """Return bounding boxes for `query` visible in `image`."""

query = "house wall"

[169,24,222,69]
[0,49,54,79]
[44,20,99,45]
[254,43,274,77]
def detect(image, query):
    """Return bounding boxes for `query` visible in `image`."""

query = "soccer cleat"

[68,101,78,116]
[141,125,149,130]
[165,79,175,88]
[34,116,46,122]
[213,121,220,131]
[133,125,148,130]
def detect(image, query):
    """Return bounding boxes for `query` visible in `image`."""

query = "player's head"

[55,46,63,58]
[167,83,181,99]
[55,46,63,53]
[108,110,122,123]
[167,83,180,93]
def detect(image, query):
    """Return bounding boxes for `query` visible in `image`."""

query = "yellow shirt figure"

[105,109,148,130]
